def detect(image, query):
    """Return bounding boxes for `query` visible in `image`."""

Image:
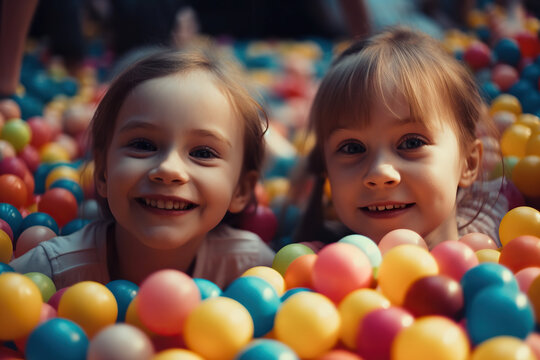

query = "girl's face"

[324,94,478,248]
[97,71,249,250]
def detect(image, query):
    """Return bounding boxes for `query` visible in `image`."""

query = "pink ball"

[492,110,516,135]
[27,116,52,149]
[238,205,278,244]
[463,42,492,71]
[48,287,69,310]
[526,332,540,360]
[0,218,13,243]
[18,145,41,173]
[15,225,57,257]
[356,306,414,360]
[378,229,428,254]
[515,267,540,293]
[0,156,29,179]
[312,243,373,303]
[458,232,499,251]
[431,241,478,282]
[136,269,201,336]
[491,63,519,91]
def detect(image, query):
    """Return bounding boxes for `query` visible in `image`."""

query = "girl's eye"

[338,141,366,155]
[128,138,157,152]
[398,136,427,150]
[190,147,218,159]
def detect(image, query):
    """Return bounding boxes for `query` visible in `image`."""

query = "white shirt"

[10,220,275,289]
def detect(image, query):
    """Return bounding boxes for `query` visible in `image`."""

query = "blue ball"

[60,218,91,236]
[466,286,535,345]
[223,276,280,337]
[493,38,521,67]
[521,90,540,115]
[33,163,54,195]
[50,179,84,205]
[508,79,533,102]
[460,263,519,308]
[480,81,501,102]
[106,279,139,322]
[280,287,313,302]
[0,262,14,274]
[25,318,89,360]
[521,63,540,87]
[19,212,59,236]
[0,203,22,238]
[193,278,222,300]
[236,339,299,360]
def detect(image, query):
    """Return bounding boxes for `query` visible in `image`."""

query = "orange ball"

[499,235,540,273]
[38,188,78,228]
[0,174,27,209]
[284,254,317,290]
[512,155,540,197]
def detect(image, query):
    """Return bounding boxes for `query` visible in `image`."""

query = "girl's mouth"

[136,198,198,211]
[361,203,415,213]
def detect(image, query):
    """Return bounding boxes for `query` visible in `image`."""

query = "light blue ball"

[235,339,298,360]
[339,234,382,268]
[194,278,222,300]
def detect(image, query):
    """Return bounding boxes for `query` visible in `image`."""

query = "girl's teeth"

[143,198,192,210]
[368,204,406,211]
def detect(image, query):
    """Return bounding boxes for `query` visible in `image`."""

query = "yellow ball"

[470,336,536,360]
[467,9,487,28]
[392,316,470,360]
[500,124,532,158]
[275,292,340,359]
[125,297,154,337]
[0,272,43,340]
[58,281,118,338]
[526,133,540,156]
[242,266,285,296]
[499,206,540,246]
[516,114,540,129]
[45,165,80,189]
[490,94,522,116]
[377,245,439,305]
[476,248,501,263]
[512,155,540,197]
[338,288,391,350]
[39,142,71,163]
[153,349,205,360]
[184,297,253,360]
[0,229,13,263]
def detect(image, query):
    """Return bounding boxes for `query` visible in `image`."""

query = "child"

[293,26,508,250]
[10,47,275,288]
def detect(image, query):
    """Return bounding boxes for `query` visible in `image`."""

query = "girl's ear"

[459,139,483,188]
[229,170,258,213]
[96,171,108,198]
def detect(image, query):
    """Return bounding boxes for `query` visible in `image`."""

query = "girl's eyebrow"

[117,118,156,133]
[186,129,232,149]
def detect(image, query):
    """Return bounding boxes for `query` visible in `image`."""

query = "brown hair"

[294,26,498,243]
[90,46,267,221]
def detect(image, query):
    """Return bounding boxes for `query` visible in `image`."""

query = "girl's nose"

[149,151,189,184]
[363,153,401,189]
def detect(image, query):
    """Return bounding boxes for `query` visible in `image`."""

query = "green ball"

[272,243,315,276]
[24,272,56,302]
[0,119,31,152]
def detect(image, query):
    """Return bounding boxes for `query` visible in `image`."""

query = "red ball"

[463,42,492,71]
[0,156,29,179]
[238,205,278,244]
[499,235,540,273]
[22,170,35,206]
[27,117,52,149]
[515,31,540,59]
[492,63,519,91]
[38,187,78,228]
[0,174,27,209]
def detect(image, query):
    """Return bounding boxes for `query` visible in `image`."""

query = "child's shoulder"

[205,224,275,258]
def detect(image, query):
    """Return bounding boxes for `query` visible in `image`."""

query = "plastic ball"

[0,218,13,242]
[26,117,52,149]
[0,272,43,340]
[431,241,479,281]
[184,296,253,360]
[337,288,391,350]
[378,229,428,254]
[105,280,138,323]
[271,243,315,277]
[280,287,313,302]
[136,269,200,336]
[0,99,21,119]
[86,324,154,360]
[377,244,439,305]
[499,206,540,247]
[44,165,80,189]
[356,306,414,360]
[49,178,84,205]
[316,349,363,360]
[25,318,88,360]
[38,187,79,228]
[403,275,464,320]
[47,287,68,310]
[24,272,56,302]
[494,37,521,66]
[312,242,373,303]
[471,336,536,360]
[512,155,540,197]
[339,234,382,268]
[0,119,31,152]
[283,253,317,290]
[461,262,519,307]
[19,212,59,236]
[223,276,281,337]
[527,274,540,322]
[491,63,519,91]
[0,139,16,159]
[0,174,27,209]
[508,79,534,102]
[58,281,118,338]
[480,81,501,102]
[391,316,470,360]
[490,94,522,116]
[467,286,535,345]
[0,262,13,275]
[515,267,540,293]
[39,142,70,163]
[526,133,540,156]
[14,301,58,352]
[235,339,298,360]
[459,232,499,251]
[527,332,540,359]
[499,235,540,273]
[0,156,29,179]
[242,266,285,296]
[274,292,340,359]
[463,41,492,70]
[124,297,154,337]
[0,229,13,263]
[15,225,56,257]
[193,278,222,300]
[476,248,501,263]
[60,218,91,236]
[0,203,21,239]
[501,123,531,157]
[153,348,204,360]
[238,205,277,244]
